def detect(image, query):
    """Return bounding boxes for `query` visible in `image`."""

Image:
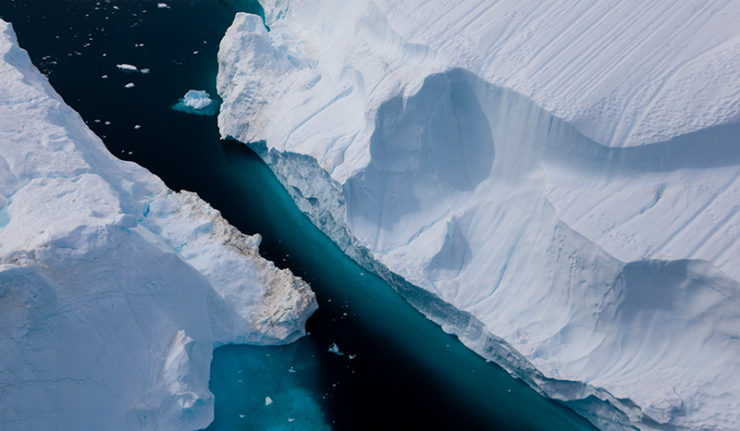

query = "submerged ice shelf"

[0,19,316,430]
[217,2,740,430]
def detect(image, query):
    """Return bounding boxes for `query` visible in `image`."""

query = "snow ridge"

[217,3,740,431]
[0,19,317,430]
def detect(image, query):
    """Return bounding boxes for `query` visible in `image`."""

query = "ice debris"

[171,89,218,116]
[327,343,344,356]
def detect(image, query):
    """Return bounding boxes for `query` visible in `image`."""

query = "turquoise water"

[1,1,598,430]
[208,341,331,430]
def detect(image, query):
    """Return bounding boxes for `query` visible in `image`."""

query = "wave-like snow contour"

[217,2,740,430]
[0,19,317,430]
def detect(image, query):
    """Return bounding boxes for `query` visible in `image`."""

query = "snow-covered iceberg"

[172,89,219,116]
[217,2,740,430]
[0,19,317,430]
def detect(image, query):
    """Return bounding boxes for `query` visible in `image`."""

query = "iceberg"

[116,64,150,74]
[0,19,317,431]
[116,63,139,72]
[217,3,740,430]
[172,89,218,116]
[327,343,343,356]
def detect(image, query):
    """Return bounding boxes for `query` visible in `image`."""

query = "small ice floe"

[140,68,150,74]
[157,2,170,8]
[288,418,295,422]
[116,63,138,72]
[134,125,141,130]
[328,343,344,356]
[101,74,108,79]
[104,121,111,125]
[124,82,135,88]
[264,396,273,406]
[171,89,218,116]
[348,354,356,360]
[288,366,296,373]
[239,414,246,419]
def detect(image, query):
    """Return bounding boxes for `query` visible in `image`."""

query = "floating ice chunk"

[182,90,211,110]
[157,3,170,8]
[116,63,138,72]
[124,82,135,88]
[117,64,149,74]
[171,90,218,116]
[264,396,273,406]
[327,343,343,356]
[134,125,141,130]
[239,414,246,419]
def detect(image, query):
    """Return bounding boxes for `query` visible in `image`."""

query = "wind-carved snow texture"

[218,2,740,430]
[0,20,317,431]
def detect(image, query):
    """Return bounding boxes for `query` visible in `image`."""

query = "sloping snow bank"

[217,3,740,430]
[0,20,316,430]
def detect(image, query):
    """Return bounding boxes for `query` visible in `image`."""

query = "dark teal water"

[0,1,598,430]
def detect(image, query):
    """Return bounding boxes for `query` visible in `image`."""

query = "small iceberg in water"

[172,89,218,116]
[327,343,344,356]
[116,63,139,72]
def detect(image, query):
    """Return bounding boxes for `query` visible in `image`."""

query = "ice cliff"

[0,19,317,430]
[217,2,740,430]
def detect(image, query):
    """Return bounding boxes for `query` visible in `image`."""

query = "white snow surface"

[217,3,740,431]
[0,20,317,430]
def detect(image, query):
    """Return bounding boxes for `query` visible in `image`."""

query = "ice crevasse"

[216,1,740,430]
[0,20,317,430]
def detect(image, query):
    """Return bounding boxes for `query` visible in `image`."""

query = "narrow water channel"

[0,1,599,430]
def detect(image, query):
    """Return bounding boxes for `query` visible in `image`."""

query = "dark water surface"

[0,1,598,430]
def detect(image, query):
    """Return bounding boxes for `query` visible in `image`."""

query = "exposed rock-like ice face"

[217,4,740,431]
[0,19,317,431]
